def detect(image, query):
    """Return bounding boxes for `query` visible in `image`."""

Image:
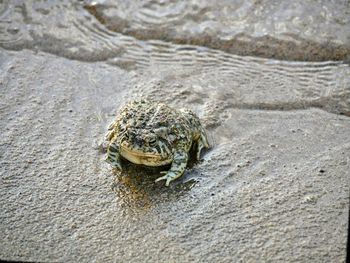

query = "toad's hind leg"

[105,142,122,170]
[195,130,210,160]
[155,151,188,186]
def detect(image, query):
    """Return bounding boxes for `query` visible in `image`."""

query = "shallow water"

[1,0,349,61]
[0,0,349,262]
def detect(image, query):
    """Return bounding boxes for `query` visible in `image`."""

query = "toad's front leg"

[105,142,122,170]
[155,151,188,186]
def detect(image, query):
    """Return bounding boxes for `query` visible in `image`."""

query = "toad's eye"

[149,138,157,146]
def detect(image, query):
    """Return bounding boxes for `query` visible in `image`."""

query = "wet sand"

[0,1,349,262]
[1,49,349,262]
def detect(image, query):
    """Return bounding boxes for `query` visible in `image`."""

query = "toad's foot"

[105,156,122,170]
[155,171,180,187]
[155,151,188,186]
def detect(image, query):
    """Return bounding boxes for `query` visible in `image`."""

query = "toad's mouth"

[120,141,170,166]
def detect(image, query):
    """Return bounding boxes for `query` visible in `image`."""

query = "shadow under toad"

[110,157,199,211]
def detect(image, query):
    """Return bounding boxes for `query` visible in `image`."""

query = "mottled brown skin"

[105,100,209,186]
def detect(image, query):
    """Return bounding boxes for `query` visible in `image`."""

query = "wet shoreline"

[1,1,350,62]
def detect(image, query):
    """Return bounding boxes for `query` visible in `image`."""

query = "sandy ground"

[0,49,349,262]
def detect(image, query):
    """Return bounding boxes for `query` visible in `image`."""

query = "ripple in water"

[0,0,349,118]
[83,0,350,61]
